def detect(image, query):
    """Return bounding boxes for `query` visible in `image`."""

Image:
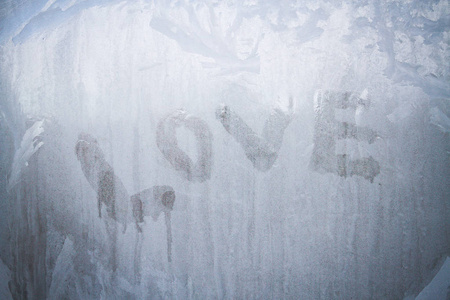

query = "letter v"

[216,104,292,171]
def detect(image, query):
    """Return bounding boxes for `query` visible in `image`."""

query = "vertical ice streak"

[165,211,172,263]
[132,126,142,283]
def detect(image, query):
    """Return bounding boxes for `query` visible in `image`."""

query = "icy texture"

[216,104,292,171]
[0,0,449,299]
[311,90,380,182]
[157,109,213,182]
[0,258,13,300]
[414,257,450,300]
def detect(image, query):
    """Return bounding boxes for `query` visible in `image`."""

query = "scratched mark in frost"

[311,90,380,182]
[76,133,176,272]
[76,133,129,229]
[157,109,213,182]
[216,103,293,171]
[131,186,175,262]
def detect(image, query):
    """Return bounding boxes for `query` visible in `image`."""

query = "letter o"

[156,110,212,182]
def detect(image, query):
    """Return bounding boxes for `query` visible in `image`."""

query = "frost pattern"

[0,0,449,299]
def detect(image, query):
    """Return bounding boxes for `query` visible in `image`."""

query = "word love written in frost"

[76,92,383,219]
[75,91,380,261]
[156,91,380,182]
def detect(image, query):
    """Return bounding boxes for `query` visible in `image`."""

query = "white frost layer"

[430,107,450,133]
[0,259,12,300]
[0,1,448,299]
[8,120,44,191]
[48,238,75,299]
[415,257,450,300]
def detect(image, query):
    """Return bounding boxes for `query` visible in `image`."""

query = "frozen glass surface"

[0,1,449,299]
